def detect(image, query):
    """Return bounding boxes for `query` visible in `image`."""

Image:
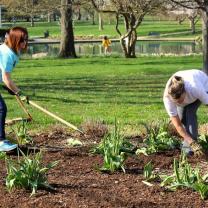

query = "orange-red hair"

[5,26,28,54]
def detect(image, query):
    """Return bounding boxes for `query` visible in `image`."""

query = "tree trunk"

[30,15,34,27]
[77,8,81,20]
[48,12,51,23]
[92,13,95,25]
[189,18,195,34]
[99,13,103,31]
[59,0,77,58]
[202,11,208,74]
[119,14,137,58]
[53,12,57,21]
[120,29,137,58]
[26,16,30,22]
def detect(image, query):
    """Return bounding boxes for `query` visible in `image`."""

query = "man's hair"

[168,76,185,99]
[5,26,28,54]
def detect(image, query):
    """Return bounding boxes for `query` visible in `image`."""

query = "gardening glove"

[17,91,29,104]
[2,85,16,95]
[190,141,204,157]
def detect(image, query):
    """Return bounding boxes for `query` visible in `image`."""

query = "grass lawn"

[2,18,202,39]
[3,55,206,133]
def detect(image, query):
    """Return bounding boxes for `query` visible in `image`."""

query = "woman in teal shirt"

[0,26,28,151]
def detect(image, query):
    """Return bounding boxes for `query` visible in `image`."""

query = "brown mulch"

[0,128,207,208]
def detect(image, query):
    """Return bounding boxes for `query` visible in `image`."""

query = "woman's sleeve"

[192,83,208,105]
[1,53,15,73]
[163,96,178,117]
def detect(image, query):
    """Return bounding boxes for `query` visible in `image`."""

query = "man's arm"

[171,115,194,145]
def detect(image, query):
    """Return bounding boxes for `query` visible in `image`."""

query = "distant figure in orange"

[102,36,111,55]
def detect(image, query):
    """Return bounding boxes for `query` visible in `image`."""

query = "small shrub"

[11,121,33,145]
[198,134,208,150]
[160,153,208,200]
[81,119,108,138]
[136,121,180,155]
[143,161,157,181]
[95,120,134,173]
[5,149,58,196]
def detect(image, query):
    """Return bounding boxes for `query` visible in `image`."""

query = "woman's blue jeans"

[0,94,7,140]
[177,99,201,152]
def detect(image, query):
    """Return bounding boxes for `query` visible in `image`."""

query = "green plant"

[0,152,7,160]
[143,161,157,181]
[11,121,33,145]
[5,149,58,196]
[193,182,208,200]
[160,153,208,200]
[198,134,208,150]
[136,121,180,156]
[98,120,133,173]
[91,136,134,155]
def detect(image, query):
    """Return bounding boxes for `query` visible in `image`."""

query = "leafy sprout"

[5,148,58,196]
[136,121,180,156]
[10,121,33,145]
[93,119,134,173]
[160,153,208,200]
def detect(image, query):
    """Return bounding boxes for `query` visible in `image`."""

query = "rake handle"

[15,95,32,120]
[28,100,84,134]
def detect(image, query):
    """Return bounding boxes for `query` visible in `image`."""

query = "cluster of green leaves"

[198,134,208,150]
[11,121,33,145]
[160,154,208,200]
[91,136,134,156]
[5,149,58,196]
[136,122,180,156]
[143,161,157,182]
[91,121,135,173]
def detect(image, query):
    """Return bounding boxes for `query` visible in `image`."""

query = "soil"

[0,127,208,208]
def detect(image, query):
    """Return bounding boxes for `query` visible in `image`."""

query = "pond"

[26,41,202,57]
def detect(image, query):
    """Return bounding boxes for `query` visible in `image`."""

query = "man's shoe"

[0,140,17,152]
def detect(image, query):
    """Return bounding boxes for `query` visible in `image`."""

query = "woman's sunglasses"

[20,37,28,43]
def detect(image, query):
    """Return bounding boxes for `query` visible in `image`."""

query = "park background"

[0,0,206,135]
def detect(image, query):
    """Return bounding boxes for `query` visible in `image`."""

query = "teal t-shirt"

[0,43,19,82]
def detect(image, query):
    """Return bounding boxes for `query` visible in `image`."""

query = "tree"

[167,7,200,33]
[59,0,77,58]
[82,2,96,25]
[2,0,41,26]
[91,0,165,58]
[187,9,200,34]
[169,0,208,73]
[2,0,59,26]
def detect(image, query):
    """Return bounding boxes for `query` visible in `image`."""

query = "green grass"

[2,18,202,39]
[3,55,206,133]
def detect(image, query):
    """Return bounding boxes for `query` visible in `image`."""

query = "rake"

[27,100,84,135]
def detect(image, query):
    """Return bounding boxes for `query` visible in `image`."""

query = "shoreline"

[28,36,197,45]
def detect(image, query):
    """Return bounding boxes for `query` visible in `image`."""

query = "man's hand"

[190,141,204,157]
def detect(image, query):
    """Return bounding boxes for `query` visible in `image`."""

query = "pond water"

[26,41,202,57]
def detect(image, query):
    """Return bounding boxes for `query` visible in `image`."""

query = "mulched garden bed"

[0,127,208,208]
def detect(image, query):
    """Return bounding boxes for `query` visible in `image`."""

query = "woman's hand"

[190,141,204,156]
[170,115,193,144]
